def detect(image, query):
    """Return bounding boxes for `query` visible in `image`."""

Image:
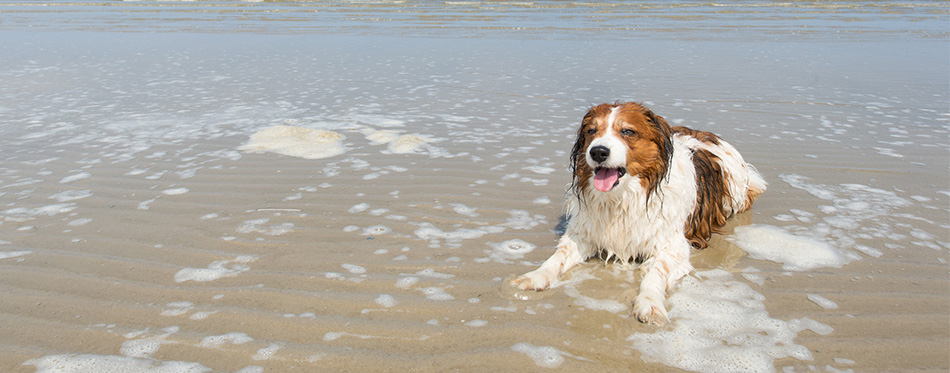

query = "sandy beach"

[0,1,947,372]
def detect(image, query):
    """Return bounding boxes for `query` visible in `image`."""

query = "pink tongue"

[593,168,620,192]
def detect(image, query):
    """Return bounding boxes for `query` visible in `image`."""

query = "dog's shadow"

[554,214,570,236]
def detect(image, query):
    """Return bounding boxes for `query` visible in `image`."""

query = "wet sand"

[1,2,948,372]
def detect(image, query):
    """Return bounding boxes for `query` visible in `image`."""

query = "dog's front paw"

[633,292,670,326]
[510,269,556,291]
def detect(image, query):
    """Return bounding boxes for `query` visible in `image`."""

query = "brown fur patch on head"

[616,103,674,200]
[570,102,674,202]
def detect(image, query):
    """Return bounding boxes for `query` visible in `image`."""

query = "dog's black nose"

[589,145,610,163]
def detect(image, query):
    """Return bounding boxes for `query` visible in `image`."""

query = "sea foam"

[239,125,346,159]
[629,269,831,372]
[729,225,852,271]
[174,255,258,283]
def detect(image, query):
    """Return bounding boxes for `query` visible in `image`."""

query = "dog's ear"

[642,108,675,202]
[644,110,671,132]
[570,113,590,170]
[569,110,594,197]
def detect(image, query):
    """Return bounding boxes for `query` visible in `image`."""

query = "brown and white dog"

[512,102,766,325]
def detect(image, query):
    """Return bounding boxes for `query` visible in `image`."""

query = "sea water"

[2,1,948,372]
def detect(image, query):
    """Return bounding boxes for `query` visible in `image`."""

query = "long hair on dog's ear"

[569,110,594,200]
[641,107,674,203]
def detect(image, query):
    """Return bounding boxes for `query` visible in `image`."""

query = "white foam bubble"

[348,203,370,213]
[393,134,435,154]
[137,198,156,210]
[49,190,93,202]
[119,326,179,359]
[324,330,385,344]
[362,225,391,236]
[524,165,556,175]
[562,286,627,313]
[369,208,389,216]
[342,263,366,274]
[0,251,32,260]
[160,301,195,317]
[628,269,827,372]
[24,354,210,373]
[806,293,839,309]
[729,225,852,271]
[3,203,76,218]
[162,187,189,196]
[502,209,547,230]
[413,268,455,279]
[532,197,551,205]
[449,203,479,217]
[174,255,258,283]
[364,128,402,144]
[59,172,91,184]
[465,319,488,327]
[237,218,294,236]
[413,223,505,246]
[395,276,419,289]
[198,332,254,348]
[779,174,836,200]
[239,125,346,159]
[252,343,281,361]
[740,267,765,286]
[853,243,883,258]
[189,311,217,320]
[510,343,567,368]
[486,239,537,263]
[68,218,93,226]
[418,286,454,301]
[779,175,913,254]
[375,294,397,308]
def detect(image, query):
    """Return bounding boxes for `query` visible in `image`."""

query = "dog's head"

[570,102,673,199]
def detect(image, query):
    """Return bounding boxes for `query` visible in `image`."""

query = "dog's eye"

[586,128,597,136]
[620,129,636,136]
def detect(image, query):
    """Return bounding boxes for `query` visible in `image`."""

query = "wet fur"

[513,101,767,325]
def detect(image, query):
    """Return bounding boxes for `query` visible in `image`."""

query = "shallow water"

[1,1,947,40]
[1,2,948,372]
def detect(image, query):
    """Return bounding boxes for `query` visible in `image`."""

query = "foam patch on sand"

[485,239,536,263]
[239,125,346,159]
[26,326,211,373]
[511,343,589,368]
[387,134,434,154]
[563,285,627,313]
[23,354,210,373]
[237,218,294,236]
[778,174,916,252]
[806,293,839,309]
[628,269,831,372]
[174,255,259,283]
[0,250,32,260]
[729,224,854,271]
[361,128,437,154]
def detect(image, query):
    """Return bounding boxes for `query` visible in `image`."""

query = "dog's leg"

[511,235,585,291]
[633,238,692,326]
